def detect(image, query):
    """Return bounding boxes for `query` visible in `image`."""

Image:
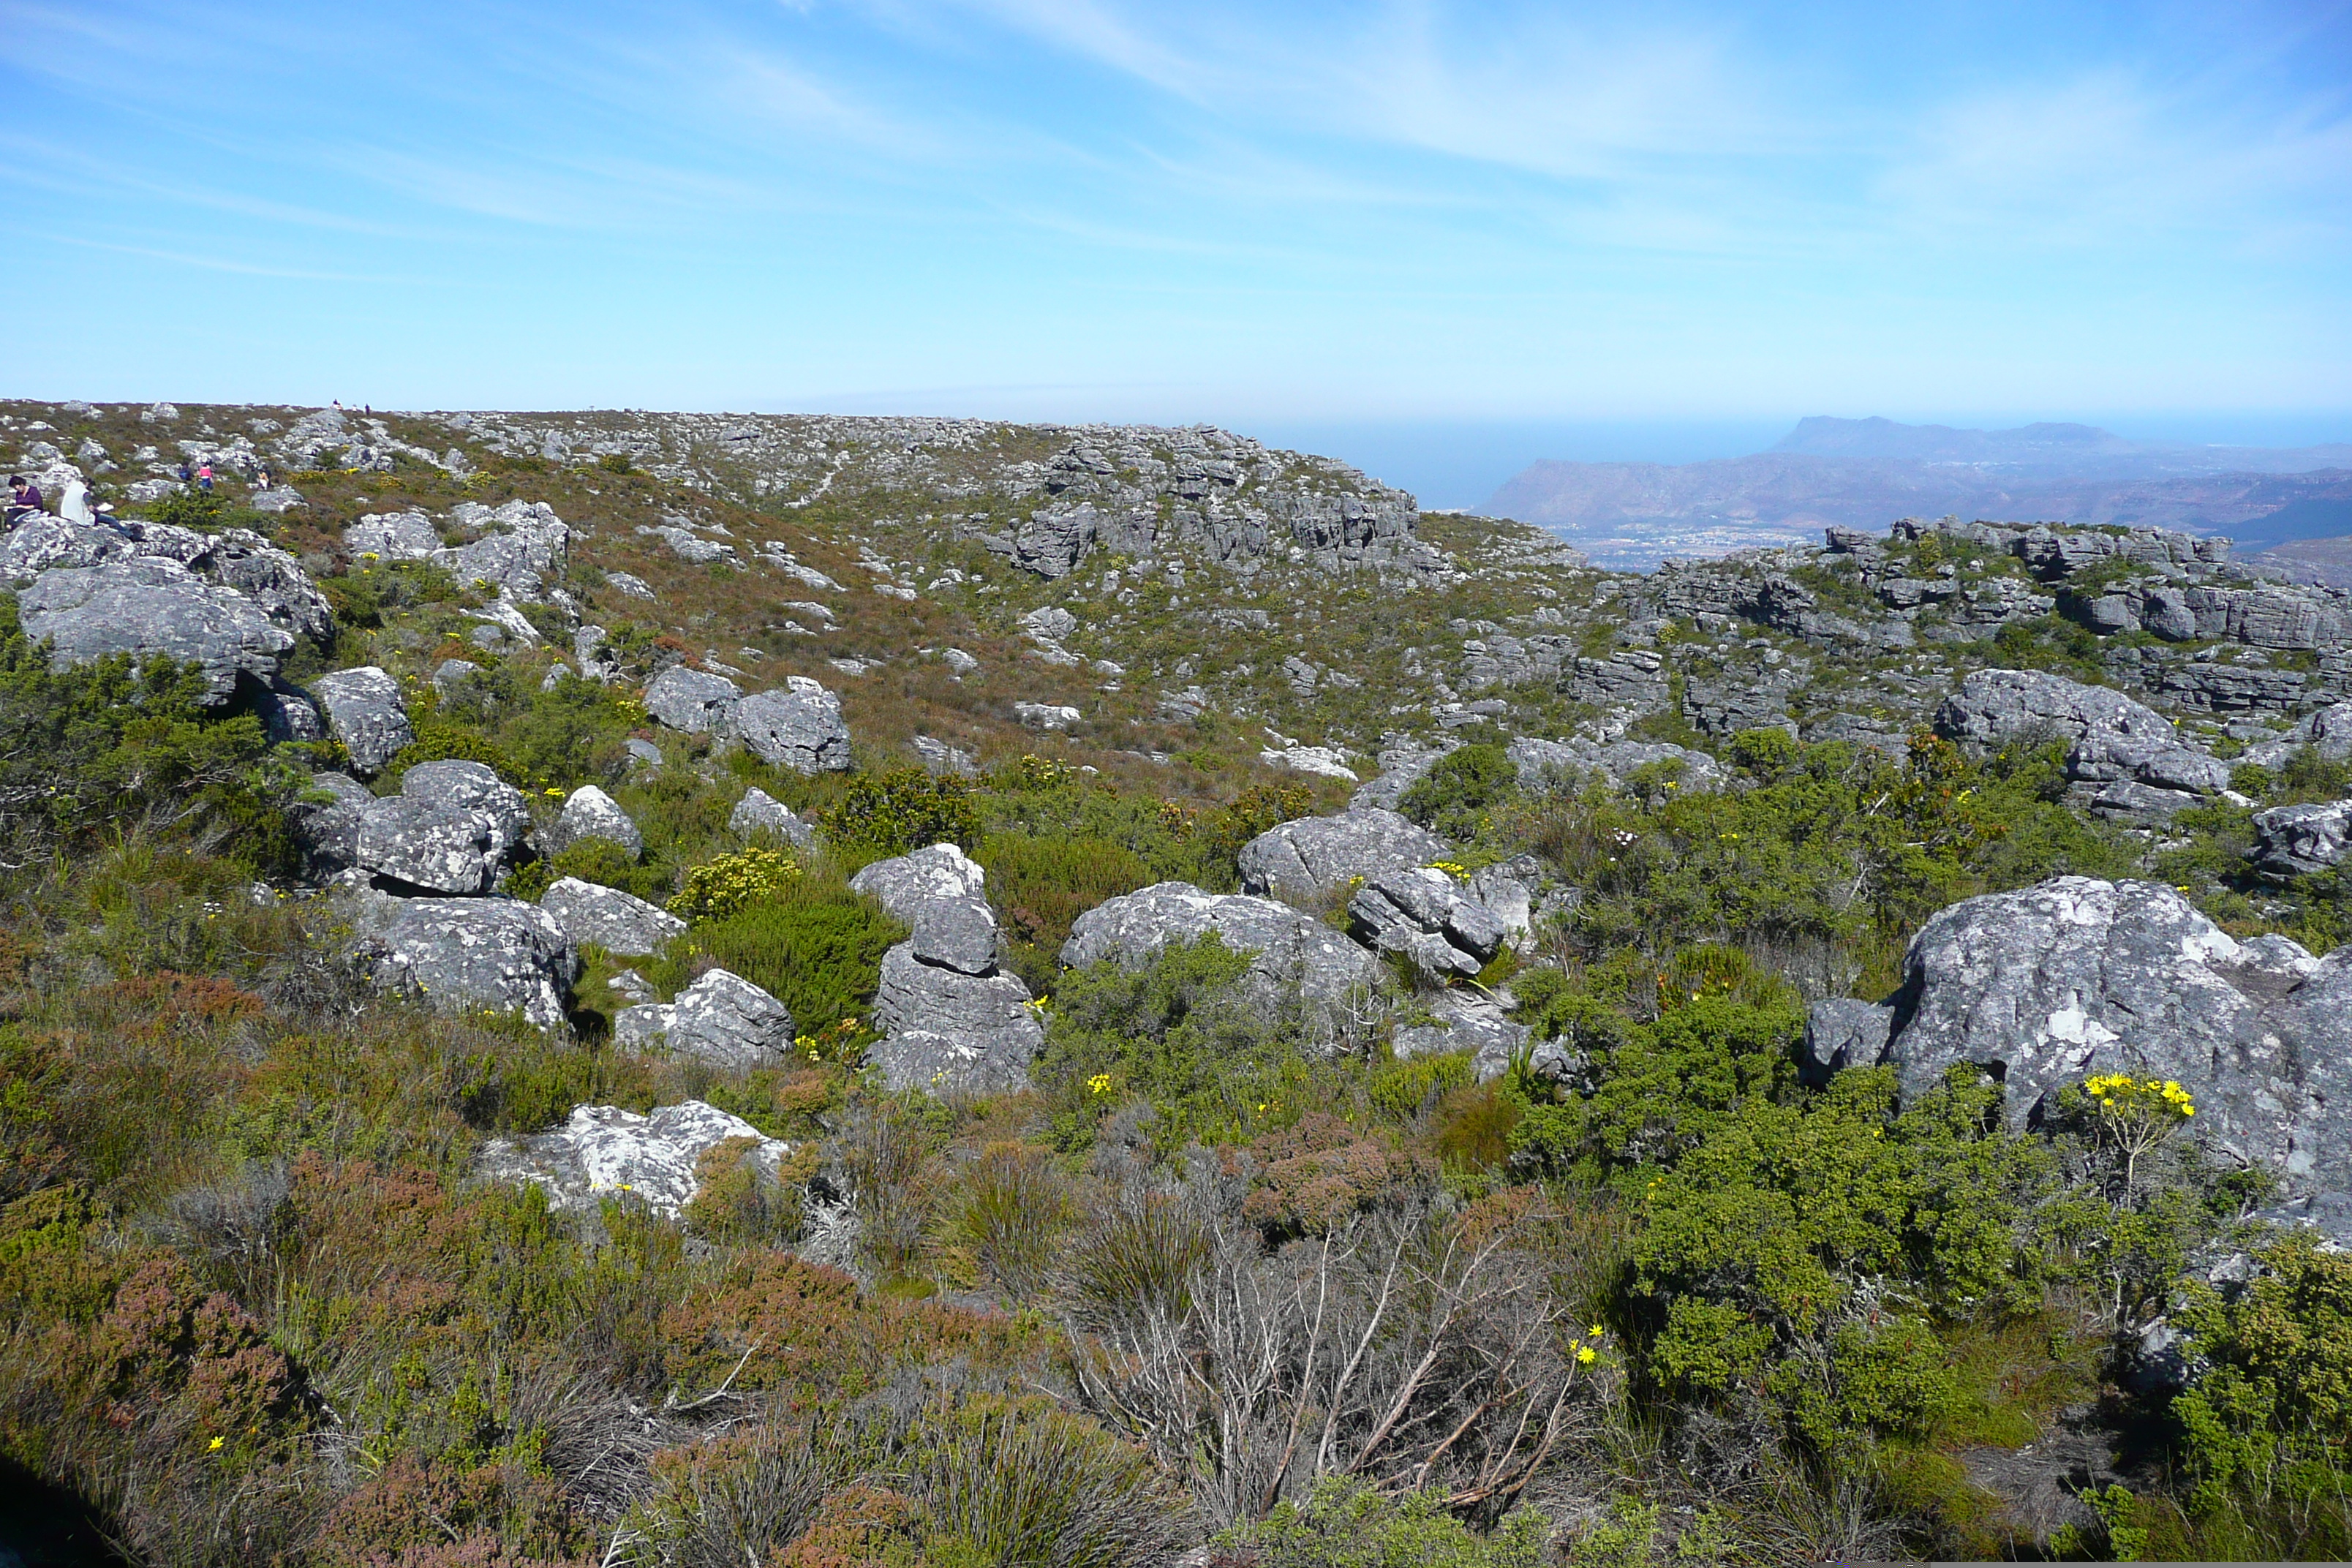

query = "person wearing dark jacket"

[6,475,42,524]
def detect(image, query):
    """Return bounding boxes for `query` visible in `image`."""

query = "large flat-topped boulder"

[1881,876,2352,1235]
[1,515,333,642]
[1237,807,1451,902]
[17,558,294,698]
[1061,881,1384,1013]
[1506,736,1730,794]
[368,896,578,1028]
[733,679,852,773]
[353,760,533,894]
[2250,800,2352,881]
[311,666,415,775]
[1934,668,2230,794]
[479,1101,791,1218]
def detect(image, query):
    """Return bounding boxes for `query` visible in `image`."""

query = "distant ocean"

[1238,415,2352,516]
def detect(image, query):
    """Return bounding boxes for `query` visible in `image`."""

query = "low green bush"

[1400,742,1519,843]
[645,881,905,1047]
[1215,1475,1549,1567]
[821,767,979,857]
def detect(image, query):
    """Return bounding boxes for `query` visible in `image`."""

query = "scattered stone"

[1801,998,1894,1085]
[255,675,324,743]
[607,571,655,600]
[432,658,480,692]
[912,736,979,777]
[1393,989,1529,1082]
[728,787,817,846]
[642,666,741,734]
[732,680,852,773]
[625,738,664,767]
[545,784,643,857]
[478,1101,791,1218]
[867,945,1043,1093]
[289,771,374,875]
[1014,701,1082,731]
[367,896,578,1028]
[346,510,441,561]
[614,968,796,1068]
[539,877,684,957]
[355,761,532,895]
[2249,800,2352,881]
[851,845,998,976]
[1507,736,1730,794]
[1935,668,2230,795]
[1237,807,1451,902]
[312,666,415,776]
[941,647,980,675]
[1259,743,1360,782]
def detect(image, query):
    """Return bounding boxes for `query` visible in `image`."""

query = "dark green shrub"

[644,884,905,1046]
[508,836,672,905]
[821,767,979,856]
[316,559,465,630]
[145,485,227,531]
[385,719,538,791]
[1199,783,1313,889]
[1400,742,1518,842]
[979,831,1152,995]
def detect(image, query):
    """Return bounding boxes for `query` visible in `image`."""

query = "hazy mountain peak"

[1768,415,2138,463]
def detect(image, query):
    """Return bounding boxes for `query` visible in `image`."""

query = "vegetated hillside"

[4,395,2352,1565]
[1487,415,2352,568]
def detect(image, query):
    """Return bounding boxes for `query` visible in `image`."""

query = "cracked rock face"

[1061,881,1384,1017]
[290,771,375,876]
[539,877,685,957]
[478,1101,791,1218]
[544,784,642,857]
[867,944,1042,1093]
[849,844,1039,1089]
[729,787,816,846]
[1237,807,1452,902]
[1881,875,2352,1236]
[1347,867,1507,979]
[643,666,741,734]
[2249,800,2352,881]
[1934,668,2229,795]
[614,968,796,1068]
[0,516,334,644]
[18,558,295,699]
[368,896,579,1028]
[732,681,852,774]
[311,666,416,776]
[353,761,533,895]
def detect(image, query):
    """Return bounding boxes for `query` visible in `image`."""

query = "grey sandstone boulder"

[346,510,440,560]
[1507,736,1730,794]
[544,784,642,857]
[868,944,1044,1093]
[850,843,987,922]
[2249,800,2352,881]
[311,666,415,776]
[354,761,532,894]
[478,1101,791,1218]
[1801,998,1894,1085]
[1348,867,1506,979]
[615,968,795,1068]
[290,770,374,875]
[730,787,816,846]
[733,680,852,773]
[1934,668,2228,795]
[18,558,294,698]
[538,877,685,957]
[1393,988,1529,1082]
[1237,807,1451,902]
[0,515,333,644]
[643,666,740,734]
[369,896,578,1028]
[256,675,324,744]
[1881,876,2352,1236]
[1061,881,1385,1014]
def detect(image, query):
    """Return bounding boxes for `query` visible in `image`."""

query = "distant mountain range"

[1487,416,2352,570]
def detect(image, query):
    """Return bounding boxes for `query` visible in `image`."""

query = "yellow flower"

[208,1435,225,1451]
[1589,1325,1605,1338]
[1576,1346,1597,1365]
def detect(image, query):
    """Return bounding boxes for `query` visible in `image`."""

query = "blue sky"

[4,0,2348,494]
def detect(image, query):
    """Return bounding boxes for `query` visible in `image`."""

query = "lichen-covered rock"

[354,761,532,894]
[368,896,578,1028]
[1061,881,1384,1013]
[1506,736,1730,794]
[345,510,441,561]
[643,666,740,734]
[850,843,988,921]
[17,558,294,698]
[614,968,795,1068]
[867,943,1043,1093]
[478,1101,790,1218]
[733,680,852,773]
[1881,876,2352,1236]
[729,786,816,846]
[440,500,568,603]
[1347,867,1507,979]
[538,877,685,957]
[1237,807,1451,902]
[0,516,333,643]
[256,674,324,743]
[1934,668,2229,794]
[543,784,642,857]
[2249,800,2352,881]
[311,666,415,776]
[1393,989,1529,1082]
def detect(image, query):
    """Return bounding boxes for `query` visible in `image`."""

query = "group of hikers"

[8,471,105,527]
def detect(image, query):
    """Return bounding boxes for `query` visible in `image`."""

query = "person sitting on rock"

[5,475,42,523]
